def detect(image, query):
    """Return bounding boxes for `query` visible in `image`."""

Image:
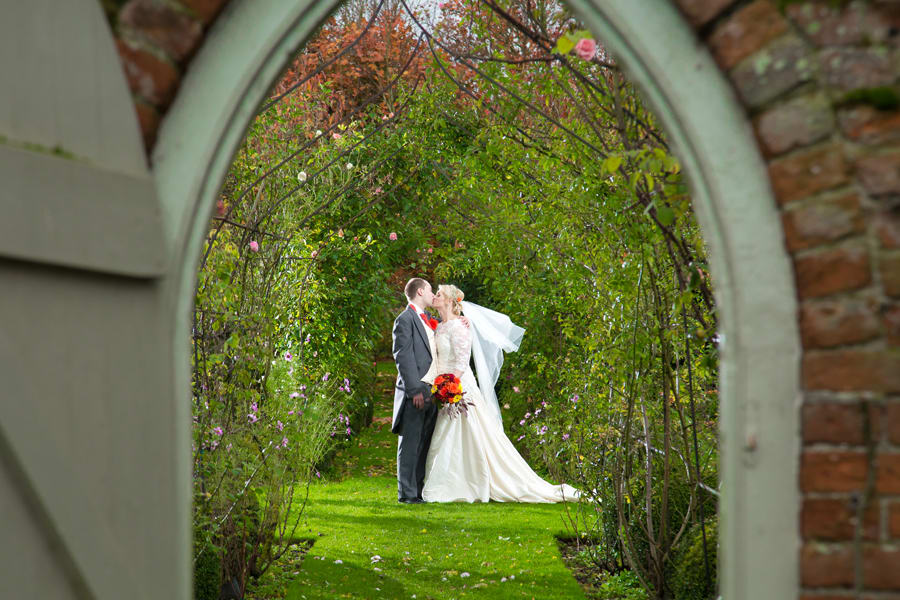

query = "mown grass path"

[277,362,587,600]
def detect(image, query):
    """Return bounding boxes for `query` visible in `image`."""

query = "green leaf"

[656,203,675,227]
[602,155,623,174]
[554,35,575,55]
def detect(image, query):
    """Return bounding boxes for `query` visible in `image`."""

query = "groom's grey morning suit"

[392,305,439,502]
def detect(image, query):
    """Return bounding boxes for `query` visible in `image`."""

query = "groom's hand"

[412,393,425,410]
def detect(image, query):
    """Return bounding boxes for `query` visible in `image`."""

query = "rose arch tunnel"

[1,0,898,598]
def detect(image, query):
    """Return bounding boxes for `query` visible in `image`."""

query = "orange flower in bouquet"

[431,374,472,418]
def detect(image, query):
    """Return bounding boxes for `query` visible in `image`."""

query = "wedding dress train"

[421,318,579,503]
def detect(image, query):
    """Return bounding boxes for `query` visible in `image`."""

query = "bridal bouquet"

[431,373,473,419]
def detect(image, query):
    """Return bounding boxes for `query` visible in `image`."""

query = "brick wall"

[111,0,900,595]
[674,1,900,596]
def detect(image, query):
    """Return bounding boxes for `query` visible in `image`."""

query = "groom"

[392,277,439,504]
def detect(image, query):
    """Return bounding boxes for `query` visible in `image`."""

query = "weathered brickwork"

[676,0,900,595]
[110,0,900,595]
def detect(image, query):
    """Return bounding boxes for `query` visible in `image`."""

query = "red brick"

[768,144,849,205]
[802,450,869,492]
[804,402,867,444]
[877,452,900,494]
[794,241,871,299]
[133,99,160,150]
[674,0,736,27]
[115,39,179,107]
[787,1,898,47]
[864,545,900,589]
[878,211,900,250]
[730,34,813,108]
[881,252,900,297]
[800,542,855,587]
[782,193,865,252]
[821,47,898,92]
[888,403,900,444]
[802,497,880,541]
[839,105,900,147]
[885,303,900,346]
[178,0,228,24]
[803,349,900,392]
[119,0,203,63]
[889,501,900,538]
[707,1,788,69]
[800,296,881,349]
[858,151,900,197]
[755,94,834,157]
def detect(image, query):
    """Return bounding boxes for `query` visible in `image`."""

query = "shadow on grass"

[287,557,407,600]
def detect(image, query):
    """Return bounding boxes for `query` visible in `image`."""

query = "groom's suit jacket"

[391,306,438,434]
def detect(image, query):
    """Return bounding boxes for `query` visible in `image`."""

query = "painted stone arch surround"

[129,0,900,597]
[0,1,896,600]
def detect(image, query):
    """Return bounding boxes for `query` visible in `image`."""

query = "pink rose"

[513,386,520,393]
[574,38,596,61]
[374,186,383,195]
[311,250,318,258]
[389,232,398,241]
[215,199,226,217]
[332,132,342,140]
[249,240,259,252]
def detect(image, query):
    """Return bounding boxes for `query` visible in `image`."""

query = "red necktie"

[410,305,437,330]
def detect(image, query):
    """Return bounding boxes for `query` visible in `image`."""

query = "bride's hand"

[460,316,470,328]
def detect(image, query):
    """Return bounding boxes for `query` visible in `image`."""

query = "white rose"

[346,162,354,170]
[297,171,307,182]
[315,129,322,136]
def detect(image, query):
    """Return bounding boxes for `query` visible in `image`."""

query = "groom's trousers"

[397,399,438,501]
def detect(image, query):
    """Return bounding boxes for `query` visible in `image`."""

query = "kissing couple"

[391,277,579,504]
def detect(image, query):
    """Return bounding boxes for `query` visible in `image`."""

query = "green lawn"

[249,362,586,600]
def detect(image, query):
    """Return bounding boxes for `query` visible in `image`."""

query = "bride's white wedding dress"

[421,318,579,503]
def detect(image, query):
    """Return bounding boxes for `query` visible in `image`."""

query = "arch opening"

[154,1,800,598]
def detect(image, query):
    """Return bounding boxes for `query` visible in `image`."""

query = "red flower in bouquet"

[431,374,472,418]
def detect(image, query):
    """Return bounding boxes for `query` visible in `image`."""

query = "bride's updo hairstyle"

[439,284,465,316]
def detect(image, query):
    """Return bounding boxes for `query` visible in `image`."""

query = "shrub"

[667,516,718,600]
[598,571,649,600]
[193,525,222,600]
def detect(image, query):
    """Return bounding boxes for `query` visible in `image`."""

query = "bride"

[421,284,579,503]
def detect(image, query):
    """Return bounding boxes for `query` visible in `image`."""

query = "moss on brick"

[839,86,900,111]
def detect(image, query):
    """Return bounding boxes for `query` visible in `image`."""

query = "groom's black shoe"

[398,498,426,504]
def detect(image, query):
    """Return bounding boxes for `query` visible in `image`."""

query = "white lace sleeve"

[450,320,472,376]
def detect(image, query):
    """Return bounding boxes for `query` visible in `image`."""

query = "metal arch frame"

[154,1,801,598]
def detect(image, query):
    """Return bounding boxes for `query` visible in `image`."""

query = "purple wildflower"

[562,433,570,440]
[212,426,224,436]
[517,435,525,441]
[276,420,284,431]
[322,372,330,382]
[250,402,258,413]
[280,437,289,449]
[524,412,531,419]
[519,419,526,426]
[346,427,352,435]
[538,425,548,435]
[285,351,293,361]
[290,392,300,399]
[248,413,258,424]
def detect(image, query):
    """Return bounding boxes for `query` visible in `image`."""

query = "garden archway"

[155,1,798,599]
